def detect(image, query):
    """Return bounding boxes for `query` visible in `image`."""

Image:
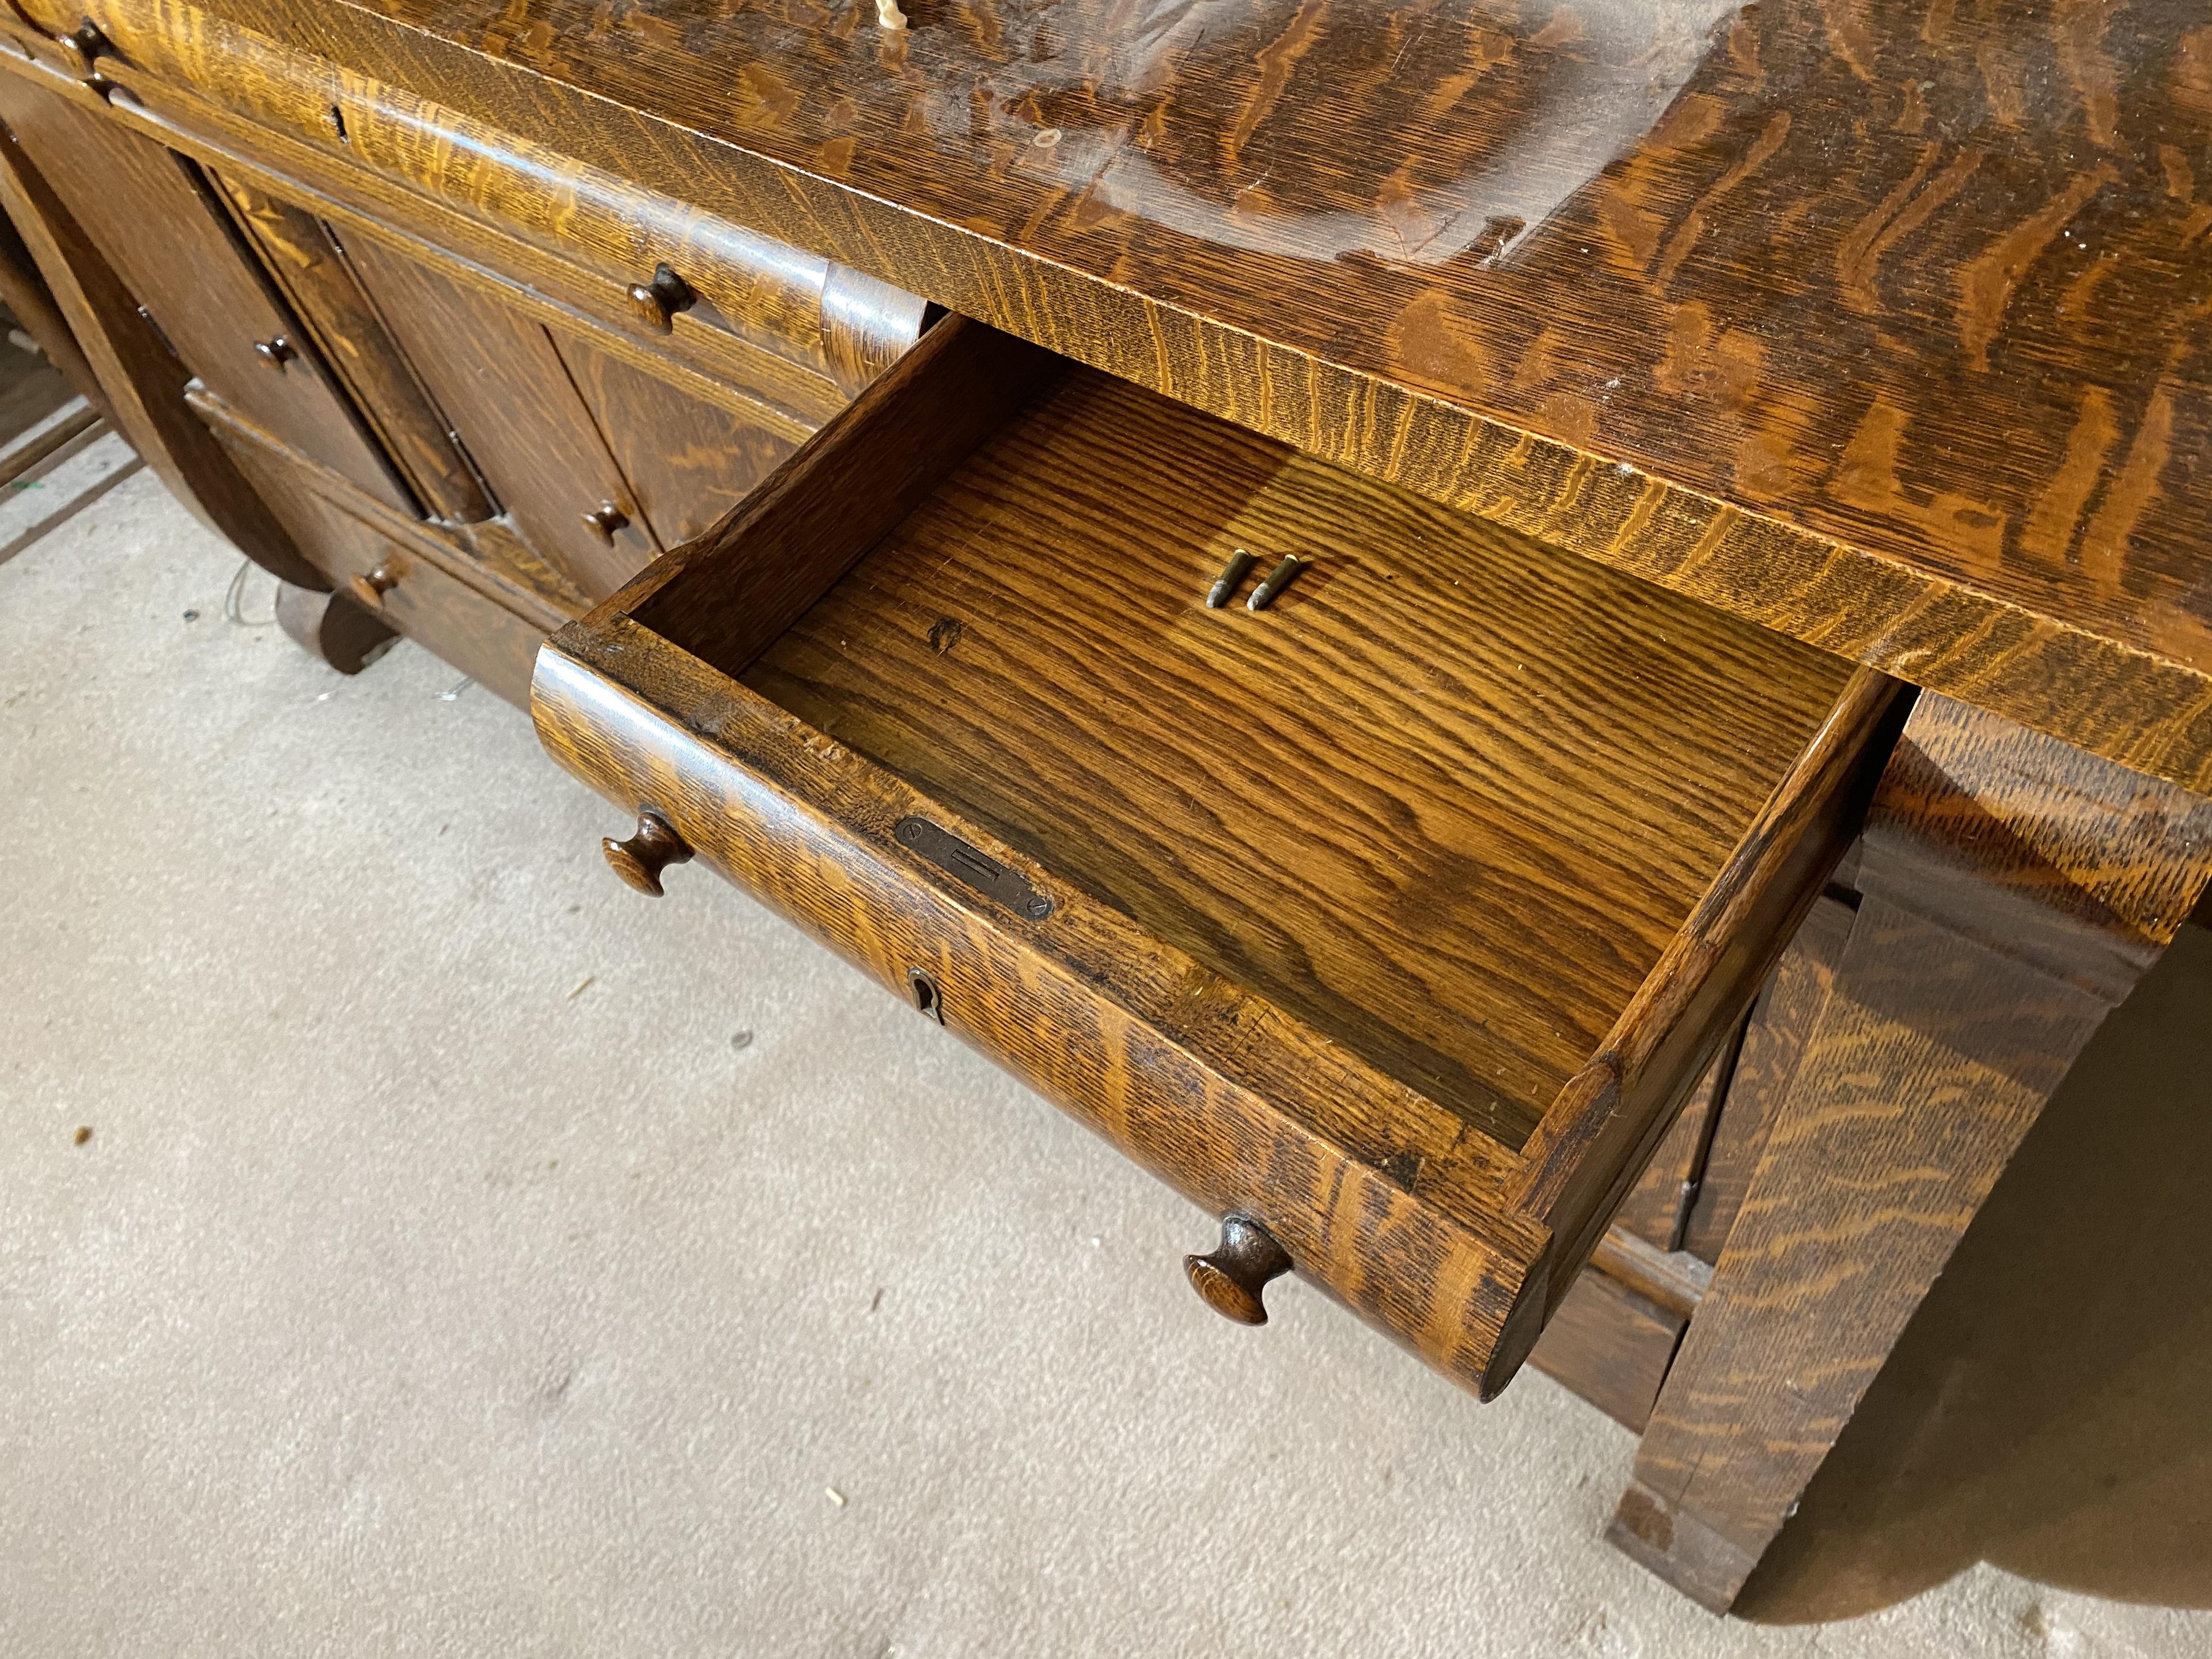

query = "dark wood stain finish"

[224,430,540,704]
[0,104,319,586]
[548,328,797,550]
[0,208,108,418]
[1680,892,1857,1263]
[0,69,412,512]
[600,808,692,899]
[187,380,572,634]
[743,366,1857,1147]
[1184,1214,1296,1328]
[1609,1032,1737,1253]
[1529,1270,1687,1434]
[273,580,397,675]
[14,0,2202,1611]
[336,229,660,597]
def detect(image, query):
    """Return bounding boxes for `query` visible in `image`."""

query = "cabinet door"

[549,330,797,547]
[209,171,493,526]
[338,234,660,601]
[0,77,412,514]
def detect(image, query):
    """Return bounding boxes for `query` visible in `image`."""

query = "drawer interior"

[635,350,1859,1151]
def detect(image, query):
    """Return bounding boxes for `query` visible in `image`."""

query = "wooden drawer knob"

[581,502,631,544]
[59,20,108,76]
[626,263,696,334]
[603,808,692,897]
[347,563,397,609]
[253,334,297,370]
[1184,1214,1291,1326]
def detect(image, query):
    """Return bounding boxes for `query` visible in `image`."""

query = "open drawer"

[531,318,1907,1399]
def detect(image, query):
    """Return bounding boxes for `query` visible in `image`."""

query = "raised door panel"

[0,75,411,514]
[550,329,796,549]
[338,232,658,601]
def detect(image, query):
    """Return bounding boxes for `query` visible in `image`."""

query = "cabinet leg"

[1605,695,2212,1612]
[275,580,397,676]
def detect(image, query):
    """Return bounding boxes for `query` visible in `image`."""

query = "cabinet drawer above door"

[531,319,1906,1400]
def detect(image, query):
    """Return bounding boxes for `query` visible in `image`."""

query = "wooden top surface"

[732,367,1854,1144]
[131,0,2212,790]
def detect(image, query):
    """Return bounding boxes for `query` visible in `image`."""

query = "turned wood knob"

[625,263,696,334]
[581,501,631,544]
[348,563,397,608]
[59,20,108,76]
[253,334,297,370]
[1184,1214,1292,1326]
[602,808,692,897]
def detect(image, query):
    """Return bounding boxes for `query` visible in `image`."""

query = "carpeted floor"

[4,467,2209,1657]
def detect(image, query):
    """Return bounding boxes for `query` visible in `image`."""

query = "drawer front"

[327,535,543,710]
[334,234,806,600]
[17,0,927,402]
[552,328,798,548]
[534,634,1549,1396]
[336,232,661,600]
[0,71,413,515]
[222,435,544,706]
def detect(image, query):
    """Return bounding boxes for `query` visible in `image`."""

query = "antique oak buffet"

[7,0,2210,1614]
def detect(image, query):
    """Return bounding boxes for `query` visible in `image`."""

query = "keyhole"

[907,967,944,1024]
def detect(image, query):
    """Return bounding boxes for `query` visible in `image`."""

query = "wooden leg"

[275,581,397,675]
[1605,695,2212,1612]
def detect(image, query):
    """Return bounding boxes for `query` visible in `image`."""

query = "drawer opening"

[539,316,1905,1397]
[629,323,1867,1155]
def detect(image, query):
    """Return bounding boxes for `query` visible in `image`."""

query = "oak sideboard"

[6,0,2209,1613]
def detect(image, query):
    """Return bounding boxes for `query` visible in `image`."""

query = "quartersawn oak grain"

[338,229,662,598]
[548,328,797,550]
[187,380,571,637]
[0,69,417,513]
[220,426,542,704]
[54,0,2212,794]
[532,319,1901,1399]
[740,366,1858,1147]
[211,167,493,524]
[1680,893,1857,1262]
[1610,694,2212,1611]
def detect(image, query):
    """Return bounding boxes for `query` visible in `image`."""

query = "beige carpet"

[4,466,2210,1657]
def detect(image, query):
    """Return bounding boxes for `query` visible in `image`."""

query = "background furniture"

[5,0,2207,1613]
